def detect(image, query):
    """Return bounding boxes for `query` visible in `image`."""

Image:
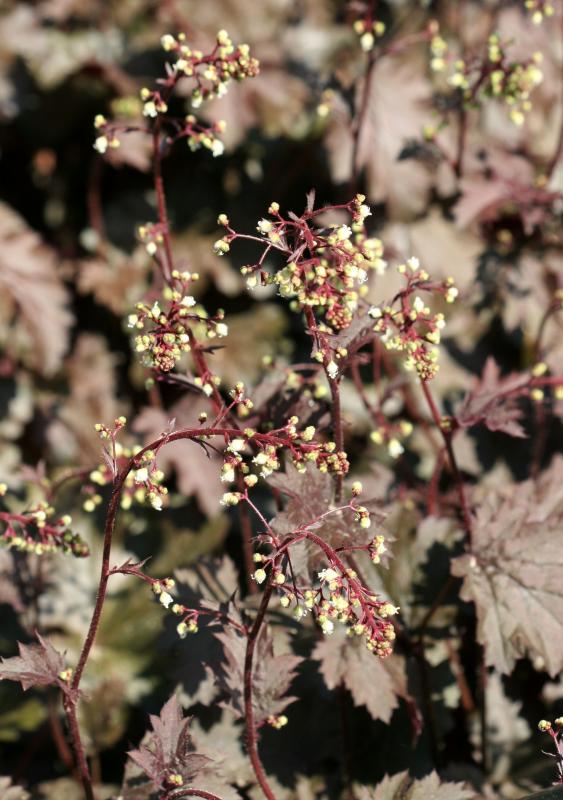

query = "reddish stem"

[420,380,472,541]
[244,580,277,800]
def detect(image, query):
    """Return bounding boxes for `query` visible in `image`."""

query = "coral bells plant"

[0,4,563,800]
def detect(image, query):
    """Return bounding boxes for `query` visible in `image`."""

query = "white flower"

[337,224,352,241]
[228,438,246,453]
[221,465,235,483]
[93,136,108,154]
[358,203,371,222]
[211,139,225,157]
[257,219,273,234]
[143,101,158,118]
[407,256,420,271]
[149,493,163,511]
[181,295,196,307]
[388,439,404,459]
[320,618,335,634]
[161,34,176,51]
[253,568,267,584]
[326,360,339,379]
[159,591,174,608]
[318,568,339,582]
[215,322,228,337]
[135,467,149,483]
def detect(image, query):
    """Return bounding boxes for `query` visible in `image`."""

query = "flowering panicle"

[253,534,398,657]
[368,256,457,380]
[128,270,227,374]
[217,195,386,334]
[428,24,544,127]
[160,30,259,107]
[92,30,258,157]
[0,500,88,557]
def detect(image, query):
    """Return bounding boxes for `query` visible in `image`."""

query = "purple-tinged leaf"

[0,634,69,692]
[452,456,563,676]
[127,694,210,791]
[215,626,302,726]
[455,358,528,438]
[313,628,411,723]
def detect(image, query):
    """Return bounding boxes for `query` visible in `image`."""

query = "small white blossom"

[318,568,339,582]
[159,591,174,608]
[326,360,339,380]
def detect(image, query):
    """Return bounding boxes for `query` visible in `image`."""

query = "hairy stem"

[63,696,95,800]
[168,790,224,800]
[328,375,345,503]
[244,580,276,800]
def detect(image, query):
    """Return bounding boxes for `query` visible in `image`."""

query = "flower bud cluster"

[128,271,227,373]
[140,87,168,118]
[369,419,413,460]
[368,257,456,381]
[353,17,386,53]
[92,113,121,154]
[160,30,259,108]
[184,115,226,156]
[0,502,89,557]
[219,195,386,333]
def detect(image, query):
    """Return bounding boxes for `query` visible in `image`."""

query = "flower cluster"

[216,195,386,333]
[92,113,121,154]
[370,419,413,460]
[352,17,386,53]
[128,271,227,374]
[160,29,259,108]
[151,578,176,609]
[92,31,258,158]
[429,27,544,127]
[0,502,88,557]
[87,420,168,512]
[525,0,555,25]
[257,553,397,656]
[368,257,457,381]
[219,419,350,499]
[88,446,167,513]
